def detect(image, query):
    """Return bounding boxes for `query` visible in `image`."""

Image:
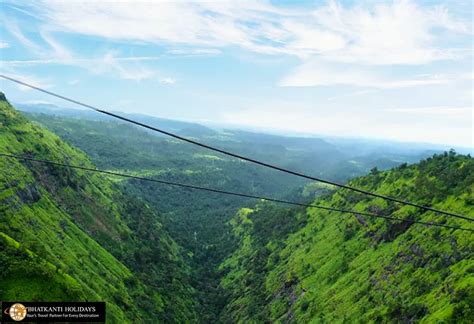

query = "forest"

[1,93,473,323]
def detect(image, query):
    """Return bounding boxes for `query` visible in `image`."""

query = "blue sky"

[0,0,472,147]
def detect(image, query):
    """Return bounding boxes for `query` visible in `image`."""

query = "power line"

[1,153,472,233]
[1,74,472,223]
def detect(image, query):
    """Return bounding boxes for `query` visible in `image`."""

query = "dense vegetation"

[0,93,196,322]
[24,107,440,321]
[219,151,473,322]
[2,95,472,323]
[23,111,310,321]
[22,107,434,180]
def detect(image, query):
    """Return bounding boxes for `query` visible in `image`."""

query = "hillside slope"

[220,151,474,323]
[0,93,196,322]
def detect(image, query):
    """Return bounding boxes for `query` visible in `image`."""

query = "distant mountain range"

[15,101,471,157]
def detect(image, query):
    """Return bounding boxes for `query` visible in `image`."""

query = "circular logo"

[6,303,27,321]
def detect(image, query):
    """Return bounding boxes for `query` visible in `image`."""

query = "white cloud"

[37,1,252,47]
[97,51,156,81]
[5,20,43,54]
[159,77,176,85]
[18,0,466,90]
[113,56,162,62]
[166,48,222,56]
[0,59,57,67]
[39,29,73,60]
[20,99,55,105]
[0,56,164,68]
[3,0,471,92]
[33,0,467,65]
[279,59,451,88]
[307,0,464,65]
[3,21,165,82]
[0,41,9,49]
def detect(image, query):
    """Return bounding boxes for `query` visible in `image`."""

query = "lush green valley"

[22,105,444,322]
[22,109,312,321]
[1,94,473,323]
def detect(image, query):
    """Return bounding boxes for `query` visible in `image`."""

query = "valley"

[1,93,472,323]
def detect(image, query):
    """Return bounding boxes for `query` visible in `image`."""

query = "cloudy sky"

[0,0,472,147]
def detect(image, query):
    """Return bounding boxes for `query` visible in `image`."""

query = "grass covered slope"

[220,151,474,323]
[0,93,196,323]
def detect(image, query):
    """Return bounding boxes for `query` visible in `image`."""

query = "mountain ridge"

[15,101,472,155]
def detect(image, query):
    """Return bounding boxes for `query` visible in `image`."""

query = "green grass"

[0,232,84,301]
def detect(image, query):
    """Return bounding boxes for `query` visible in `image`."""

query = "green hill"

[0,94,196,322]
[219,151,474,323]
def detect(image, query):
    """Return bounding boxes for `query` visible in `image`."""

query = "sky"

[0,0,472,147]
